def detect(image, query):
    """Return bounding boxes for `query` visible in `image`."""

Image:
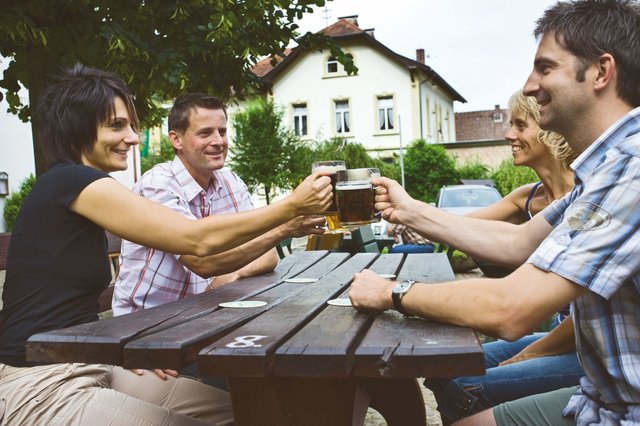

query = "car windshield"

[440,188,502,208]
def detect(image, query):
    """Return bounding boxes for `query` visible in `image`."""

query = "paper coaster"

[378,274,396,279]
[327,298,352,307]
[219,301,267,308]
[284,277,318,283]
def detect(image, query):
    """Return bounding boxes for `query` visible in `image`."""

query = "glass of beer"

[368,168,381,223]
[335,168,375,229]
[311,160,346,232]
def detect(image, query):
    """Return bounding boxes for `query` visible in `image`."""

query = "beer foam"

[336,182,371,190]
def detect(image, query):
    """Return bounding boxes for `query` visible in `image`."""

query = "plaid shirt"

[386,223,432,245]
[529,107,640,425]
[112,157,253,316]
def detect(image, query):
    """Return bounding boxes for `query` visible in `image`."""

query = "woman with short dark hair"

[0,64,331,424]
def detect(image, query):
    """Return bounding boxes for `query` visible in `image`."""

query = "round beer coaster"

[284,277,318,283]
[378,274,396,279]
[327,298,352,307]
[219,301,267,309]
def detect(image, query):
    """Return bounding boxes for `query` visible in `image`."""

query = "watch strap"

[392,279,415,315]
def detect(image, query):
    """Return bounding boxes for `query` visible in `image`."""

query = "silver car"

[436,184,502,215]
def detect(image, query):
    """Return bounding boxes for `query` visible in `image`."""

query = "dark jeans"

[425,333,584,424]
[389,243,435,254]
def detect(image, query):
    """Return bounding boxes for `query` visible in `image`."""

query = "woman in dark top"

[0,65,331,425]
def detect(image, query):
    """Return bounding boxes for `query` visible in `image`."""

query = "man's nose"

[505,127,517,141]
[523,72,539,97]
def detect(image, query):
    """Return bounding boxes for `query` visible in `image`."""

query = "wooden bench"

[0,232,117,314]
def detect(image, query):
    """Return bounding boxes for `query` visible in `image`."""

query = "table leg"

[226,376,426,426]
[228,376,361,426]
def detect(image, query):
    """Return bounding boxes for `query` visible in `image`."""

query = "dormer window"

[327,57,338,73]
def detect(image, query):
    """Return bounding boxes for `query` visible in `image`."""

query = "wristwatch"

[391,279,416,315]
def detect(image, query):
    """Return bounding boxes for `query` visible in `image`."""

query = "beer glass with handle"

[335,168,375,229]
[311,160,346,232]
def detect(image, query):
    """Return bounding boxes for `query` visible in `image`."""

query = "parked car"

[436,184,502,215]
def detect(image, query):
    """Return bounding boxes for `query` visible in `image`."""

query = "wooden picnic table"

[26,251,484,426]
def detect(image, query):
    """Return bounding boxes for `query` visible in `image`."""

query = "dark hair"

[534,0,640,107]
[168,93,227,133]
[36,64,139,166]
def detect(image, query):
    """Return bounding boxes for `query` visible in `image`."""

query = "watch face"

[393,281,411,294]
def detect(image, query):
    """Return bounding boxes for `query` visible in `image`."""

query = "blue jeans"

[425,333,584,424]
[389,243,435,254]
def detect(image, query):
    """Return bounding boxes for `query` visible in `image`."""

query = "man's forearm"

[180,226,286,278]
[399,200,548,268]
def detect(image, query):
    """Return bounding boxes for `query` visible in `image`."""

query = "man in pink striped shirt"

[112,93,324,316]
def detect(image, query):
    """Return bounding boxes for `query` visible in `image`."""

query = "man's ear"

[168,130,181,150]
[593,53,615,91]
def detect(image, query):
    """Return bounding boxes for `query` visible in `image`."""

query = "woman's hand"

[130,368,179,380]
[290,172,332,215]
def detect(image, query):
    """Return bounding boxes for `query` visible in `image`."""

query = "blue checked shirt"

[529,107,640,425]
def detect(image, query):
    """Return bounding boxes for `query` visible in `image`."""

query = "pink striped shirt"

[112,157,253,316]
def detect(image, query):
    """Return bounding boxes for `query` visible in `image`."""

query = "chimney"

[416,48,425,64]
[338,15,359,27]
[364,27,375,38]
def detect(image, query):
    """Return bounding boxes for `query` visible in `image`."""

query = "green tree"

[140,135,175,175]
[403,139,458,203]
[311,138,400,181]
[457,161,491,181]
[0,0,354,175]
[491,159,538,196]
[229,98,305,204]
[3,174,35,231]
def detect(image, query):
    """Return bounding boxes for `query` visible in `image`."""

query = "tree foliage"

[0,0,353,175]
[457,161,491,181]
[229,98,306,204]
[310,138,400,181]
[3,174,35,232]
[403,139,459,203]
[140,135,175,175]
[491,159,538,196]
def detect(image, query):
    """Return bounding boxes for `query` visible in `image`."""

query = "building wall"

[443,140,512,170]
[263,42,457,157]
[455,106,510,142]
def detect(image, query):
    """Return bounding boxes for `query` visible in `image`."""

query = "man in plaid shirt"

[113,93,324,316]
[350,1,640,424]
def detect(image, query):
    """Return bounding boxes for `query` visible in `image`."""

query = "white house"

[249,15,466,158]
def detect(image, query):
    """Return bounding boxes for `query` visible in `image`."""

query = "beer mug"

[311,160,346,232]
[335,168,375,229]
[368,168,381,223]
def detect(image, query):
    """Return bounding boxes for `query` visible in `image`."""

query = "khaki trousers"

[0,363,232,425]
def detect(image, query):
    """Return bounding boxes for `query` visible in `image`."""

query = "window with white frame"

[327,56,338,73]
[334,100,350,134]
[293,103,308,136]
[377,97,394,131]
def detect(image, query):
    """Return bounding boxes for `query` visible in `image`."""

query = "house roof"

[252,18,466,103]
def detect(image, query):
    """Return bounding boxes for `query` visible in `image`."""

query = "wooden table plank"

[26,251,329,365]
[198,253,379,377]
[354,253,484,378]
[272,254,405,377]
[121,252,350,369]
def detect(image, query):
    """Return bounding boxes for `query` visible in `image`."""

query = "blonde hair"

[507,91,575,168]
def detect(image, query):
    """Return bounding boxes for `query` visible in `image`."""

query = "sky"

[296,0,558,112]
